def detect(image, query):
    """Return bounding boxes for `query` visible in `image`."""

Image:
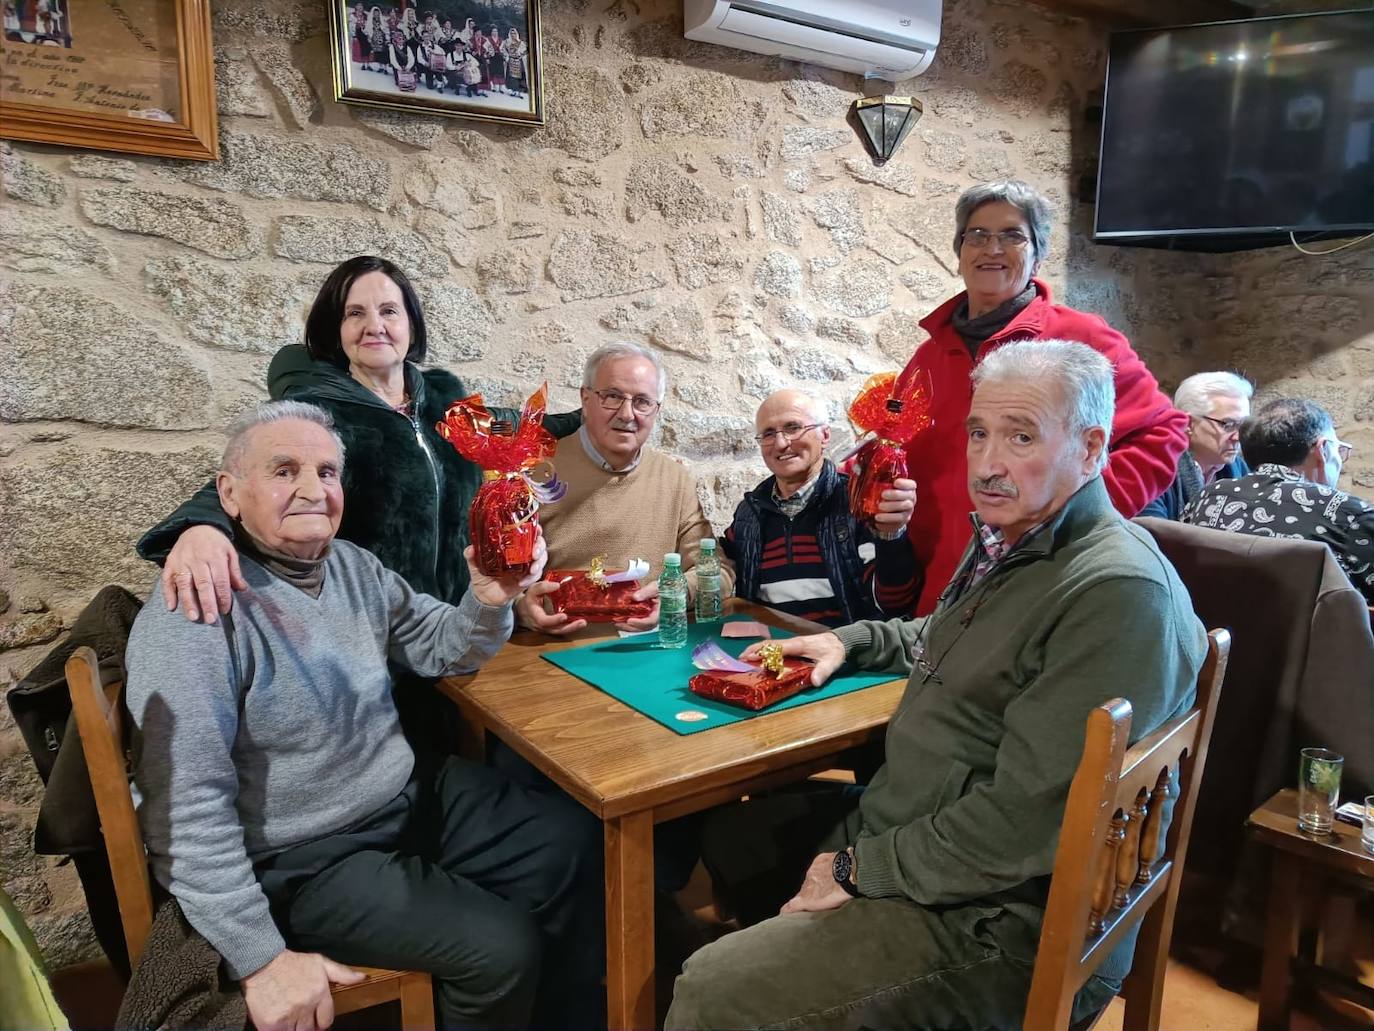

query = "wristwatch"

[832,847,860,897]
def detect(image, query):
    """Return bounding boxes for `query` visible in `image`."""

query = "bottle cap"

[700,538,716,551]
[664,552,681,566]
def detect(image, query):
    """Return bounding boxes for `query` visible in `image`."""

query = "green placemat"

[542,616,897,736]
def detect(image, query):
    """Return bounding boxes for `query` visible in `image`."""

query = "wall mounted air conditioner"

[684,0,941,80]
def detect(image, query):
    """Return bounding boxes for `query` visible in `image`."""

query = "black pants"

[488,738,703,893]
[255,757,605,1031]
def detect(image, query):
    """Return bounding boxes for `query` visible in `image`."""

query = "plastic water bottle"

[658,552,689,649]
[694,538,723,624]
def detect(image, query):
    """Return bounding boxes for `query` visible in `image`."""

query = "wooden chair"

[63,645,436,1029]
[1024,628,1231,1031]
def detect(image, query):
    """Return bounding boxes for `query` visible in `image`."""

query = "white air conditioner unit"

[684,0,941,80]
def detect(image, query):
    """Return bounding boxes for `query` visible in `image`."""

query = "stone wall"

[1,0,1369,967]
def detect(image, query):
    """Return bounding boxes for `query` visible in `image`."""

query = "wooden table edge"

[438,674,897,820]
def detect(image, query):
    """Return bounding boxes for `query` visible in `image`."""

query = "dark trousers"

[488,738,703,893]
[254,757,605,1031]
[668,785,1119,1030]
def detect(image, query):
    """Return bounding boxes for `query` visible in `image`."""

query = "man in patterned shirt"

[1184,397,1374,602]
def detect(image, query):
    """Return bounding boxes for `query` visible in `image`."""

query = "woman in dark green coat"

[137,254,579,619]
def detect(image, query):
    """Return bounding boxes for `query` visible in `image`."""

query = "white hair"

[221,400,346,473]
[582,343,667,401]
[972,339,1116,471]
[1172,371,1254,417]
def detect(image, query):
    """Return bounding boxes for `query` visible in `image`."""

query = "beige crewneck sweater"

[538,436,735,598]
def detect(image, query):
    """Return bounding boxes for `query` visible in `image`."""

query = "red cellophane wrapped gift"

[542,557,655,623]
[689,663,815,711]
[437,384,563,576]
[844,370,933,539]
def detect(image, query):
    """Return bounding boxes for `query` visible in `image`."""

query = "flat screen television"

[1095,9,1374,251]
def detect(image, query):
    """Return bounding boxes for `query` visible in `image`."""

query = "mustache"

[972,476,1018,498]
[610,419,638,431]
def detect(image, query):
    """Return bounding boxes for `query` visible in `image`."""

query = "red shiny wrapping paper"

[542,570,654,623]
[438,384,558,576]
[845,371,933,533]
[688,662,816,711]
[469,475,539,576]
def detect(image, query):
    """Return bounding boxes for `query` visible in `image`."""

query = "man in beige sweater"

[517,343,735,634]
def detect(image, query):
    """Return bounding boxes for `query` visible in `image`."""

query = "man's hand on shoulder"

[742,631,845,687]
[781,851,855,915]
[242,949,365,1031]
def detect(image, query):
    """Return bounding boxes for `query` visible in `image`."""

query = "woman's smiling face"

[958,200,1038,314]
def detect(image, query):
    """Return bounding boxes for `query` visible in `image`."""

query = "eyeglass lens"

[756,422,815,444]
[963,229,1028,248]
[598,390,656,414]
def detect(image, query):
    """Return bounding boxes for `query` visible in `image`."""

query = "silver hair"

[952,180,1055,265]
[971,339,1116,471]
[221,400,346,473]
[581,342,667,400]
[1172,371,1254,417]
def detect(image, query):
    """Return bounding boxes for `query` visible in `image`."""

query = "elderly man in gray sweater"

[125,400,602,1031]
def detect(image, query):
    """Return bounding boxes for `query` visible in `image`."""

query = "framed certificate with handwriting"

[0,0,217,161]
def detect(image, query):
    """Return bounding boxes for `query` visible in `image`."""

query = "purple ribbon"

[691,641,757,673]
[525,469,567,504]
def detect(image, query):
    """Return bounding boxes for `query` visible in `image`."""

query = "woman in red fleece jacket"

[900,180,1187,614]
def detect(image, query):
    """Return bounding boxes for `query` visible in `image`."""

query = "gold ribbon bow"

[758,642,785,680]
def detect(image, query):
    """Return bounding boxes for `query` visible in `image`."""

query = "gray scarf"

[950,284,1036,358]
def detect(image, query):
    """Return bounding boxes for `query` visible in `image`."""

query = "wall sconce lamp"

[850,95,922,164]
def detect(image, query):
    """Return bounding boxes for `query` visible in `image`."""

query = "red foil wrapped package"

[689,664,815,711]
[542,558,655,623]
[688,641,816,711]
[844,370,933,539]
[437,384,564,576]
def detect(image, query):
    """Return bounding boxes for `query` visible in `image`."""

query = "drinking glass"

[1363,796,1374,854]
[1298,747,1343,834]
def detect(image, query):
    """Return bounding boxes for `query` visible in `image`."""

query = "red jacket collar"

[919,277,1054,344]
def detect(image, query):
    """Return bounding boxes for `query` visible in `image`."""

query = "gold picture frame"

[0,0,218,161]
[328,1,544,127]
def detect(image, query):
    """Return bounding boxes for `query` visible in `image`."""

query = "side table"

[1247,788,1374,1030]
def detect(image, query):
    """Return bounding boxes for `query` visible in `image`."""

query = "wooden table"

[1248,788,1374,1030]
[438,601,905,1030]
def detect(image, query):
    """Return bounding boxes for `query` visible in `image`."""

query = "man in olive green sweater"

[666,340,1207,1031]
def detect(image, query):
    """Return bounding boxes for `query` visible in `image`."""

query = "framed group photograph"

[329,1,544,127]
[0,0,218,160]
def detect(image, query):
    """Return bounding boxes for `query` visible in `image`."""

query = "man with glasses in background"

[1185,396,1374,602]
[1140,371,1253,519]
[723,389,918,627]
[517,342,735,634]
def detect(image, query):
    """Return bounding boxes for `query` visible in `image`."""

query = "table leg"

[1258,851,1302,1031]
[605,810,655,1031]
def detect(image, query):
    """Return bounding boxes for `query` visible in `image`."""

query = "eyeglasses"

[754,422,823,446]
[1200,415,1244,435]
[960,228,1031,250]
[590,389,660,416]
[1331,438,1353,463]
